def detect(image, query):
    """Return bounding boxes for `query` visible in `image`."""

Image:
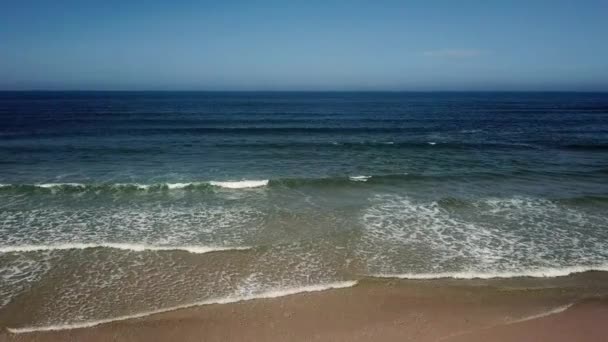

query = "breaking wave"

[208,180,269,189]
[370,265,608,280]
[0,243,250,255]
[1,170,607,194]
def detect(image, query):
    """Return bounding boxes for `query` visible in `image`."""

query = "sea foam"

[349,175,371,182]
[0,243,250,255]
[507,303,574,324]
[37,183,85,188]
[0,180,270,191]
[209,180,269,189]
[166,182,198,189]
[6,281,358,333]
[358,194,608,280]
[372,264,608,280]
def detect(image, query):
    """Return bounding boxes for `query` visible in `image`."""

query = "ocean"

[1,91,608,331]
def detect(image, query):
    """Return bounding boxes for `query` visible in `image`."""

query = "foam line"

[349,175,371,182]
[507,303,574,324]
[7,281,358,333]
[436,303,575,341]
[0,243,250,255]
[372,265,608,280]
[0,180,268,190]
[166,182,199,189]
[208,180,269,189]
[37,183,85,188]
[114,183,150,189]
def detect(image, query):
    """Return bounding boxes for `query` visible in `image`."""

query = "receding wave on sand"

[0,243,250,255]
[371,265,608,280]
[6,281,358,333]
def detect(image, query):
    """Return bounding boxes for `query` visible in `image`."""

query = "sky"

[1,0,607,91]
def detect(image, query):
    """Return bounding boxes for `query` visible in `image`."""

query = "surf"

[370,265,608,280]
[6,281,358,333]
[0,243,250,255]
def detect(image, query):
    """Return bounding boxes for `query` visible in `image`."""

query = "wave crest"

[371,265,608,280]
[349,175,371,182]
[0,243,250,255]
[209,180,269,189]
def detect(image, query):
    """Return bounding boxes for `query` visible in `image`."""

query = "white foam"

[372,264,608,280]
[349,175,371,182]
[437,303,574,341]
[111,183,150,190]
[507,303,573,324]
[0,253,52,308]
[7,280,358,333]
[166,182,196,189]
[358,194,608,279]
[428,142,436,145]
[132,183,150,190]
[209,180,269,189]
[37,183,85,188]
[2,181,269,190]
[0,243,250,255]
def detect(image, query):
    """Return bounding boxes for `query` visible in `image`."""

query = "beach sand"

[3,273,608,342]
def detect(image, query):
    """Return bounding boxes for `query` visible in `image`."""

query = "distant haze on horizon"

[1,1,607,91]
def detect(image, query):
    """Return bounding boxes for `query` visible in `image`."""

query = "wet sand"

[3,273,608,342]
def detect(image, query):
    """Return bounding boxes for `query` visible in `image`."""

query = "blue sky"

[1,1,607,90]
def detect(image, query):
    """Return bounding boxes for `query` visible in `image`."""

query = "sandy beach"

[3,272,608,342]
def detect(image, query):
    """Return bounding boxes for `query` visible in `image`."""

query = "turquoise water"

[1,92,608,329]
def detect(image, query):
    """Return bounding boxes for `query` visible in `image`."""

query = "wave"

[370,265,608,280]
[1,171,607,194]
[6,281,358,333]
[0,145,159,154]
[0,243,250,255]
[0,140,546,151]
[507,303,574,324]
[207,141,539,150]
[208,180,269,189]
[2,127,420,139]
[37,183,85,188]
[165,182,204,189]
[0,180,268,192]
[348,175,371,182]
[0,177,371,193]
[438,303,574,341]
[5,140,606,152]
[560,143,608,151]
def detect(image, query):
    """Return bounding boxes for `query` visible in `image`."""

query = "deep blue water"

[1,91,608,329]
[2,91,607,186]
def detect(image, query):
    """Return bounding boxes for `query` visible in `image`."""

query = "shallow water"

[1,91,607,329]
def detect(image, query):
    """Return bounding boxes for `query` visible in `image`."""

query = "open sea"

[1,91,608,331]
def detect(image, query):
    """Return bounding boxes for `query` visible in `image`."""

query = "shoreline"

[4,272,608,341]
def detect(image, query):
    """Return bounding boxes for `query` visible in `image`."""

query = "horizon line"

[1,89,607,93]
